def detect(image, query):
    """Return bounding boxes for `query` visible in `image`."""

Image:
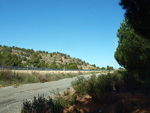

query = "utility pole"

[64,66,66,76]
[27,65,29,82]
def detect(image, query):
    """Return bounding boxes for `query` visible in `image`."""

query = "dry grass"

[0,69,99,87]
[11,70,101,75]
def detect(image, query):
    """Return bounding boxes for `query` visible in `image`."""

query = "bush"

[87,74,112,102]
[72,74,114,102]
[21,95,51,113]
[71,76,87,96]
[0,69,27,86]
[21,101,32,113]
[112,70,142,91]
[70,94,77,105]
[112,71,125,92]
[53,100,64,113]
[55,97,68,109]
[0,69,12,81]
[122,72,141,90]
[63,88,70,96]
[21,95,65,113]
[32,95,48,113]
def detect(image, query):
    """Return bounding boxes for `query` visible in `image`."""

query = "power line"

[70,0,108,36]
[90,0,116,36]
[82,0,115,39]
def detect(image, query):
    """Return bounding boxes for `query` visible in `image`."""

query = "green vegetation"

[72,70,150,101]
[0,69,26,86]
[65,63,78,70]
[0,53,22,66]
[87,74,113,102]
[28,52,41,67]
[117,1,150,81]
[21,70,150,112]
[21,95,64,113]
[0,45,100,70]
[72,73,114,102]
[21,89,77,113]
[115,18,150,80]
[49,62,58,69]
[106,65,114,70]
[70,94,77,105]
[120,0,150,39]
[71,76,88,96]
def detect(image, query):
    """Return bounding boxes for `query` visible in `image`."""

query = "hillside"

[0,45,97,70]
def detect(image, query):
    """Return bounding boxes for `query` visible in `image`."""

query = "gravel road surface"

[0,73,103,113]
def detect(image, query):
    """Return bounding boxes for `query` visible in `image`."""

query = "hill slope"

[0,45,97,70]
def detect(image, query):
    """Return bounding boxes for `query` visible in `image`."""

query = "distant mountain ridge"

[0,45,98,70]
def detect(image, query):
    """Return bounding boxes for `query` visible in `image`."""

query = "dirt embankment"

[64,91,150,113]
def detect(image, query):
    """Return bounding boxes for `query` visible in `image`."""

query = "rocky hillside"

[0,45,97,70]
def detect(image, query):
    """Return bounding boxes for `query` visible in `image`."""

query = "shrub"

[63,88,70,96]
[56,97,68,109]
[71,76,87,96]
[21,95,51,113]
[70,94,77,105]
[21,101,32,113]
[32,95,48,113]
[53,100,64,113]
[99,73,113,92]
[87,74,113,102]
[21,95,65,113]
[87,75,105,102]
[122,71,141,90]
[72,74,115,102]
[0,69,27,86]
[0,69,12,81]
[112,70,142,91]
[112,71,125,92]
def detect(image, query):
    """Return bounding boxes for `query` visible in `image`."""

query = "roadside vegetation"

[21,70,150,113]
[0,69,85,87]
[21,89,78,113]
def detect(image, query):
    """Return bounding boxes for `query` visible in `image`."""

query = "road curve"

[0,73,103,113]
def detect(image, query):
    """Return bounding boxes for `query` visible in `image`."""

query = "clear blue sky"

[0,0,125,68]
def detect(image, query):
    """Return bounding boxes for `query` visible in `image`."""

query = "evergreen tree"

[101,67,106,70]
[29,52,40,67]
[120,0,150,39]
[10,54,22,66]
[115,19,150,79]
[67,63,78,69]
[106,65,114,70]
[49,62,58,69]
[38,60,48,68]
[0,53,3,65]
[2,53,12,66]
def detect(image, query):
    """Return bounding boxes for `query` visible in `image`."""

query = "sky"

[0,0,125,68]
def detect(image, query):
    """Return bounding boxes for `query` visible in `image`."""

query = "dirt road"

[0,73,102,113]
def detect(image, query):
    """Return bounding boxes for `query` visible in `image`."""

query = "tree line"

[0,51,114,70]
[0,52,79,69]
